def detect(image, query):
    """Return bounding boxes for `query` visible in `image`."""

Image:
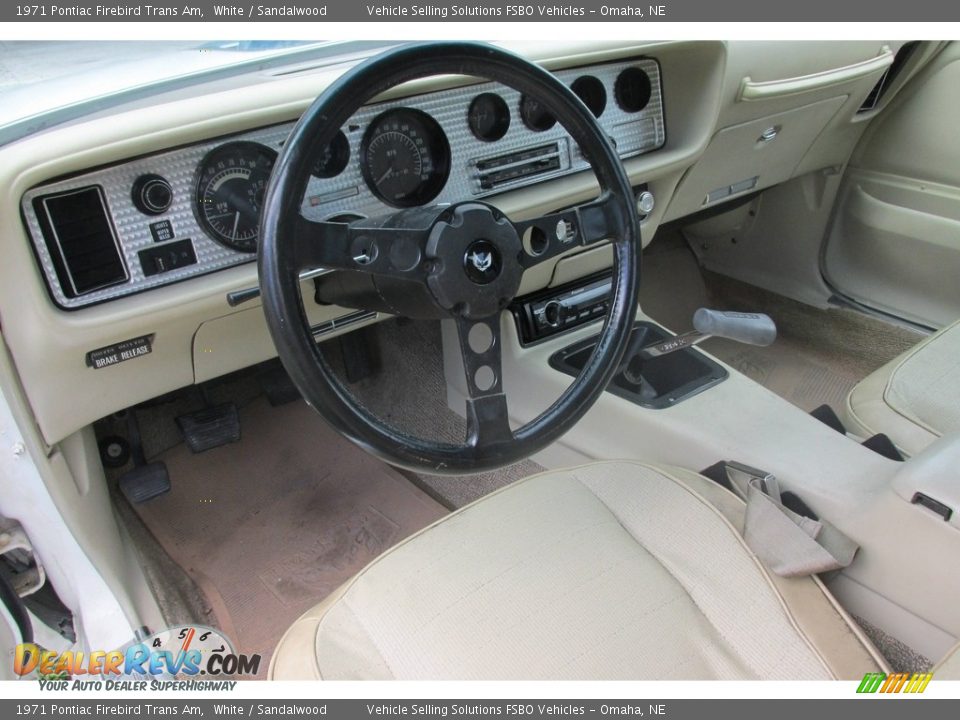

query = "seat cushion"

[845,319,960,456]
[270,461,883,680]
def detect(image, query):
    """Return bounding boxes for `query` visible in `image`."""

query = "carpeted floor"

[112,229,929,677]
[641,231,924,413]
[325,318,546,509]
[128,395,448,677]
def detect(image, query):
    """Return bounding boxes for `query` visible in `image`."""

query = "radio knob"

[543,301,564,328]
[637,190,656,216]
[132,174,173,216]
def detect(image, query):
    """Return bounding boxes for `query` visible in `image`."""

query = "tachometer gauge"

[194,141,277,253]
[360,108,450,208]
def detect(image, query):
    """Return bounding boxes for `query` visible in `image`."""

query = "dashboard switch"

[637,190,656,216]
[132,174,174,216]
[139,239,197,277]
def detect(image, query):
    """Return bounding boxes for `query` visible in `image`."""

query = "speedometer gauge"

[193,141,277,253]
[360,108,450,208]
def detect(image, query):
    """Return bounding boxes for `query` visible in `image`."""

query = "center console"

[550,321,727,409]
[510,274,728,409]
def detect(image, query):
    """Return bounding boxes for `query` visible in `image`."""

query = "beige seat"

[270,461,886,680]
[844,319,960,456]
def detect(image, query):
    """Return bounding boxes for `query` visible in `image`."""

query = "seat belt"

[723,462,859,577]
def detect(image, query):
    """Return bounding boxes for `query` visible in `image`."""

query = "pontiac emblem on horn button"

[463,240,502,284]
[470,251,493,272]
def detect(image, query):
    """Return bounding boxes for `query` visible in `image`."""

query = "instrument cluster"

[22,58,664,309]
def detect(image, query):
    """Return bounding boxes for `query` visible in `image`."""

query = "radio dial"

[543,301,564,327]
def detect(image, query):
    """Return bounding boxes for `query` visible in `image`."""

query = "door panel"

[824,44,960,328]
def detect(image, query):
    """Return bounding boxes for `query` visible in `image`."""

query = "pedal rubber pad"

[176,403,241,453]
[119,462,171,504]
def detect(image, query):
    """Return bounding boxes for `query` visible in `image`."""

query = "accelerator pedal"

[259,364,301,406]
[176,403,241,453]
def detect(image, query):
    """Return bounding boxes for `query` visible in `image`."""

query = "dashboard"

[21,58,664,309]
[1,40,907,449]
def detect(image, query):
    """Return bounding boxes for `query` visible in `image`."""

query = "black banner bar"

[2,699,958,719]
[4,0,960,22]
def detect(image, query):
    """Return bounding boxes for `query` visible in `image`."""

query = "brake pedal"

[176,403,241,453]
[119,463,171,504]
[117,408,170,504]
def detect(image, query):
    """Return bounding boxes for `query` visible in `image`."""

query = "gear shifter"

[622,309,777,385]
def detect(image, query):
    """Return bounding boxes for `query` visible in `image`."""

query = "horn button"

[463,240,502,285]
[426,203,523,319]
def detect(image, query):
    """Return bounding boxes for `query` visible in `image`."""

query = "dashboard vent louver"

[858,42,920,113]
[33,186,128,298]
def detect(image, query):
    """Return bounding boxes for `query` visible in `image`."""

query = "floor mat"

[129,396,448,677]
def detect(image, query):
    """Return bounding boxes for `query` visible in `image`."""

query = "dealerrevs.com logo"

[14,625,261,690]
[857,672,934,694]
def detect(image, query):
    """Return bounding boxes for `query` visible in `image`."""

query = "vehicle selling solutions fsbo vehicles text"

[364,4,589,17]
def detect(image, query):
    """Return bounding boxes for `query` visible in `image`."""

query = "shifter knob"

[621,308,777,382]
[692,309,777,347]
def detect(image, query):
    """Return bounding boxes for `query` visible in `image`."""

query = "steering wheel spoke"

[293,216,429,281]
[515,192,623,269]
[454,315,513,448]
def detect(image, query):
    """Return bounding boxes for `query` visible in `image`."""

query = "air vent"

[859,42,920,113]
[33,186,128,298]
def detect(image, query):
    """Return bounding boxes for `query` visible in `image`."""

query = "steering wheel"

[258,42,641,475]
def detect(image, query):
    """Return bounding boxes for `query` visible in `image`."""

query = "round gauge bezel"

[467,93,511,142]
[312,129,351,179]
[614,67,652,113]
[193,140,278,253]
[519,93,557,132]
[571,75,607,118]
[359,108,450,209]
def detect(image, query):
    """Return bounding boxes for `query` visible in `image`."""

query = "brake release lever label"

[86,335,154,369]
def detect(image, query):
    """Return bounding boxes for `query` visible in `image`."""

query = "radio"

[511,273,613,345]
[472,141,569,193]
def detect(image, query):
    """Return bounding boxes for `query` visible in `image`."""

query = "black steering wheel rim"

[258,41,641,474]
